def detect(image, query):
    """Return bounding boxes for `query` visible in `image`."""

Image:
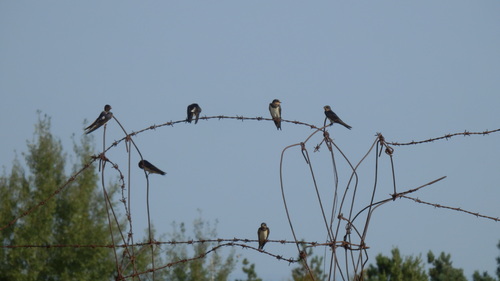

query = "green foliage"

[364,248,427,281]
[236,258,262,281]
[473,240,500,281]
[427,251,467,281]
[473,271,497,281]
[290,243,327,281]
[163,214,237,281]
[497,241,500,280]
[125,226,167,280]
[0,114,118,280]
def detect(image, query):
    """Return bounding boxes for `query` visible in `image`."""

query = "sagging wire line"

[400,196,500,222]
[0,239,367,249]
[387,128,500,146]
[120,242,305,280]
[105,115,319,155]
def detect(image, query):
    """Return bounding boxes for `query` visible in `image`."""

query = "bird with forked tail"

[138,160,166,175]
[84,104,113,134]
[324,105,351,130]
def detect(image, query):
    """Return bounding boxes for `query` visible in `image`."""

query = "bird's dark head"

[323,105,331,111]
[261,222,267,227]
[138,160,145,169]
[104,104,112,111]
[272,99,281,105]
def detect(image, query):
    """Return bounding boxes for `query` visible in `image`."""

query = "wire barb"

[2,116,498,280]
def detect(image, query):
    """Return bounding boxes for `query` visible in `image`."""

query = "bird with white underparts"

[84,104,113,134]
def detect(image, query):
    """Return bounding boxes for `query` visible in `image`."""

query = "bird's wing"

[85,111,105,130]
[186,106,193,122]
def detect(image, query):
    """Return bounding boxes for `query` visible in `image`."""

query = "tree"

[0,114,119,280]
[290,243,327,281]
[472,240,500,281]
[236,258,262,281]
[473,271,497,281]
[427,251,467,281]
[497,240,500,280]
[163,214,237,281]
[363,248,427,281]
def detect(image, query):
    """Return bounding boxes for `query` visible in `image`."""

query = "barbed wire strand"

[387,129,500,146]
[400,195,500,222]
[2,116,499,280]
[0,239,368,250]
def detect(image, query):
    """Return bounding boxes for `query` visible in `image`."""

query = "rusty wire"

[387,128,500,146]
[1,117,499,281]
[0,239,366,249]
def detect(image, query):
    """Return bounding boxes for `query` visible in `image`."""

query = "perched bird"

[269,99,282,130]
[85,104,113,134]
[138,160,166,175]
[324,105,352,130]
[186,103,202,124]
[257,222,270,250]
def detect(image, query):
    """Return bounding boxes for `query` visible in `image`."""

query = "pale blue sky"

[1,1,499,280]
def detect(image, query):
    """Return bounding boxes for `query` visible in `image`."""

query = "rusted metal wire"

[387,128,500,146]
[1,115,498,281]
[401,195,500,222]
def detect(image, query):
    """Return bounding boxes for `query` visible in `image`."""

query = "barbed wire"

[0,238,353,248]
[387,128,500,146]
[401,195,500,222]
[1,115,498,281]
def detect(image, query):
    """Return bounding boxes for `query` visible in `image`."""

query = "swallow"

[84,104,113,134]
[269,99,282,130]
[257,222,270,250]
[324,105,352,129]
[186,103,202,124]
[138,160,166,175]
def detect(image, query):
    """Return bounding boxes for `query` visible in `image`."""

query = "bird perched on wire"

[257,222,270,250]
[324,105,352,130]
[186,103,202,124]
[138,160,166,175]
[269,99,282,130]
[84,104,113,134]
